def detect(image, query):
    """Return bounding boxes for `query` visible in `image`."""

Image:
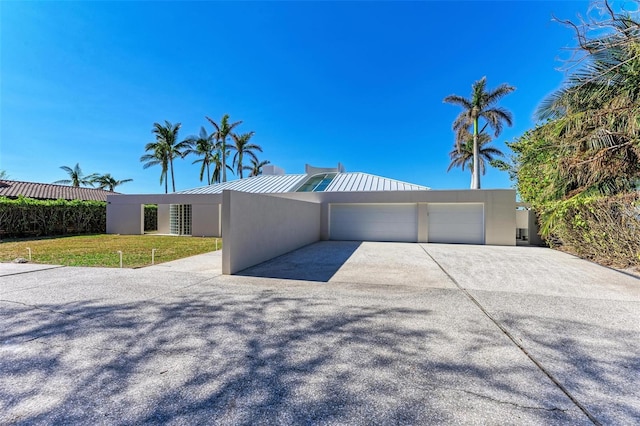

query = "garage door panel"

[330,204,417,242]
[428,203,484,244]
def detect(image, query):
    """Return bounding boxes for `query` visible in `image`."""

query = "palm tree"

[444,77,515,189]
[140,121,189,193]
[210,151,234,184]
[54,163,94,187]
[230,131,262,179]
[246,159,271,177]
[533,3,640,197]
[206,114,242,183]
[140,145,169,193]
[183,127,216,184]
[447,131,504,188]
[90,173,133,192]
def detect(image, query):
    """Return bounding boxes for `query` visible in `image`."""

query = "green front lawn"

[0,234,221,268]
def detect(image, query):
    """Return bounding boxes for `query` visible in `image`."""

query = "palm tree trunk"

[472,118,481,189]
[206,161,211,185]
[170,158,176,192]
[221,141,227,183]
[164,171,168,194]
[238,153,243,179]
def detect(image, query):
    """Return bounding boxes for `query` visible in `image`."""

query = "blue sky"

[0,0,621,193]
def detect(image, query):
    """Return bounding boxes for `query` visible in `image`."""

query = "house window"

[170,204,192,235]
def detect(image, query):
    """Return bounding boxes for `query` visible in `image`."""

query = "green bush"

[539,193,639,268]
[0,197,159,238]
[144,204,157,231]
[0,196,107,237]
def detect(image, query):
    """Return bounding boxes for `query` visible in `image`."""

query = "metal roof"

[176,172,429,195]
[176,174,306,194]
[325,173,429,192]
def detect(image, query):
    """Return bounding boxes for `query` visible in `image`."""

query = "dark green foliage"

[538,193,639,268]
[506,2,640,269]
[144,205,157,232]
[0,198,159,237]
[0,197,106,237]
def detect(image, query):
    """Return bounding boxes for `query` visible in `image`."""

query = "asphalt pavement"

[1,242,638,425]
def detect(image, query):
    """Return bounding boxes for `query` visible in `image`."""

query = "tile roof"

[175,172,429,195]
[0,180,117,201]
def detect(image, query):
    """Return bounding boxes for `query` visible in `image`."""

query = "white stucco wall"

[516,210,529,229]
[222,190,321,274]
[483,190,516,245]
[107,193,222,236]
[274,189,516,246]
[192,203,221,237]
[106,203,144,235]
[158,204,170,234]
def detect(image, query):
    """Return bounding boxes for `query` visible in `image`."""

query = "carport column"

[417,203,428,243]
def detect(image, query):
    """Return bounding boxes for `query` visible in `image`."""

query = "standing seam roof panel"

[176,173,428,194]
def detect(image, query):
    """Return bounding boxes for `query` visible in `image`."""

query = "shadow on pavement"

[501,313,640,425]
[0,287,590,425]
[236,241,361,282]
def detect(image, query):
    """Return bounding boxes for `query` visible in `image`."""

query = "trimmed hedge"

[144,204,157,232]
[0,196,106,237]
[0,197,159,238]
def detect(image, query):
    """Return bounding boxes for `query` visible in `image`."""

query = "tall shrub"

[0,197,106,237]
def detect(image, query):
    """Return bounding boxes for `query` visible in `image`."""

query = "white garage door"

[428,203,484,244]
[330,204,418,242]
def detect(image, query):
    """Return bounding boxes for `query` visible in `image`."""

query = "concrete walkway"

[0,242,638,424]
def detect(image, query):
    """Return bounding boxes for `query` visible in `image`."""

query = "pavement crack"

[450,387,567,412]
[420,246,602,426]
[0,265,65,277]
[413,382,567,412]
[0,298,76,317]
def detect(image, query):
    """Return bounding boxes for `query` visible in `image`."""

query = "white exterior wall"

[222,190,321,274]
[275,189,516,246]
[106,203,144,235]
[516,210,529,229]
[107,193,222,236]
[108,189,516,275]
[192,203,221,237]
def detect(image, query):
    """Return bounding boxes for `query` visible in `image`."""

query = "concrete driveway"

[1,242,638,425]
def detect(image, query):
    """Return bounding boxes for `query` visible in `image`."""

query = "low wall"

[222,190,321,274]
